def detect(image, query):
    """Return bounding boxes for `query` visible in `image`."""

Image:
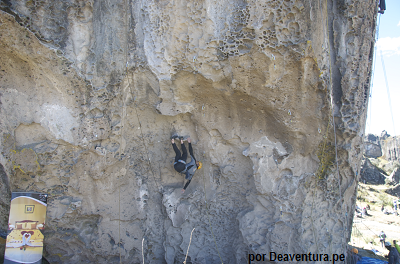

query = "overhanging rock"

[0,0,377,263]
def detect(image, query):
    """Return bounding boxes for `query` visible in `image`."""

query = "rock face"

[388,168,400,185]
[364,141,382,159]
[364,132,400,162]
[361,133,400,185]
[360,158,386,185]
[381,136,400,163]
[0,0,377,263]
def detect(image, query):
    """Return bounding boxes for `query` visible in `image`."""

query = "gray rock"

[360,158,387,185]
[388,167,400,184]
[364,142,382,158]
[0,0,377,262]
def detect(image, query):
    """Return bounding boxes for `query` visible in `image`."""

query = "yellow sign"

[4,192,48,264]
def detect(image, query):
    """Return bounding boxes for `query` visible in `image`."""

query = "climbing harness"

[174,160,187,165]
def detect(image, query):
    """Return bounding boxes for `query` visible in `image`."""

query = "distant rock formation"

[386,184,400,197]
[364,132,399,163]
[360,158,386,185]
[361,132,400,185]
[388,168,400,185]
[382,137,400,162]
[364,141,382,159]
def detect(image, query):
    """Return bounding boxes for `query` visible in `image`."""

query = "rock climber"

[171,136,202,193]
[385,241,400,264]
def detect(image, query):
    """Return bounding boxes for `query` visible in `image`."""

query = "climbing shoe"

[170,134,179,140]
[179,136,190,141]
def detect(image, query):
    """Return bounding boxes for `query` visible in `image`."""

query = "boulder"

[360,158,387,185]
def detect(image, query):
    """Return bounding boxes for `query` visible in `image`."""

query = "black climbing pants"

[172,142,187,172]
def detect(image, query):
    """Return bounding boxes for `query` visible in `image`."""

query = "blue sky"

[366,0,400,137]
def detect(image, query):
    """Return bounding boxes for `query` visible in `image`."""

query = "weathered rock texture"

[364,132,400,162]
[0,0,377,263]
[359,158,386,185]
[362,132,400,185]
[364,134,382,159]
[380,136,400,163]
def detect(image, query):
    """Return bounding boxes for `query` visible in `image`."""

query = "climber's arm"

[183,180,191,191]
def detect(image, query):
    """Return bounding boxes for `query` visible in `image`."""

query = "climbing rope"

[353,220,379,237]
[380,49,398,159]
[368,14,381,134]
[121,2,165,263]
[183,228,195,264]
[115,0,131,262]
[310,122,332,253]
[132,100,161,192]
[122,1,160,194]
[202,155,224,264]
[321,0,384,254]
[310,0,345,256]
[142,237,145,264]
[310,178,321,253]
[323,0,342,207]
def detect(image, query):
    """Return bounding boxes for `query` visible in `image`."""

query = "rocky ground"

[350,183,400,262]
[349,132,400,262]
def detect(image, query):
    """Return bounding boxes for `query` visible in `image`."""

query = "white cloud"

[377,37,400,56]
[398,20,400,27]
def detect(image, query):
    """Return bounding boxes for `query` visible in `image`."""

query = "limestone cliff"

[362,132,400,185]
[379,132,400,163]
[364,131,400,162]
[0,0,377,263]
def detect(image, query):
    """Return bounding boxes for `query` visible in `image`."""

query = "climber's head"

[196,161,202,170]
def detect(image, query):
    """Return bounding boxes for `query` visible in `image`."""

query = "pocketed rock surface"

[0,0,377,263]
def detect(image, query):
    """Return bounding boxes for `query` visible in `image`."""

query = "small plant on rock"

[316,141,336,180]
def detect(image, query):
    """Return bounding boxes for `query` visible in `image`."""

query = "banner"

[4,192,48,264]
